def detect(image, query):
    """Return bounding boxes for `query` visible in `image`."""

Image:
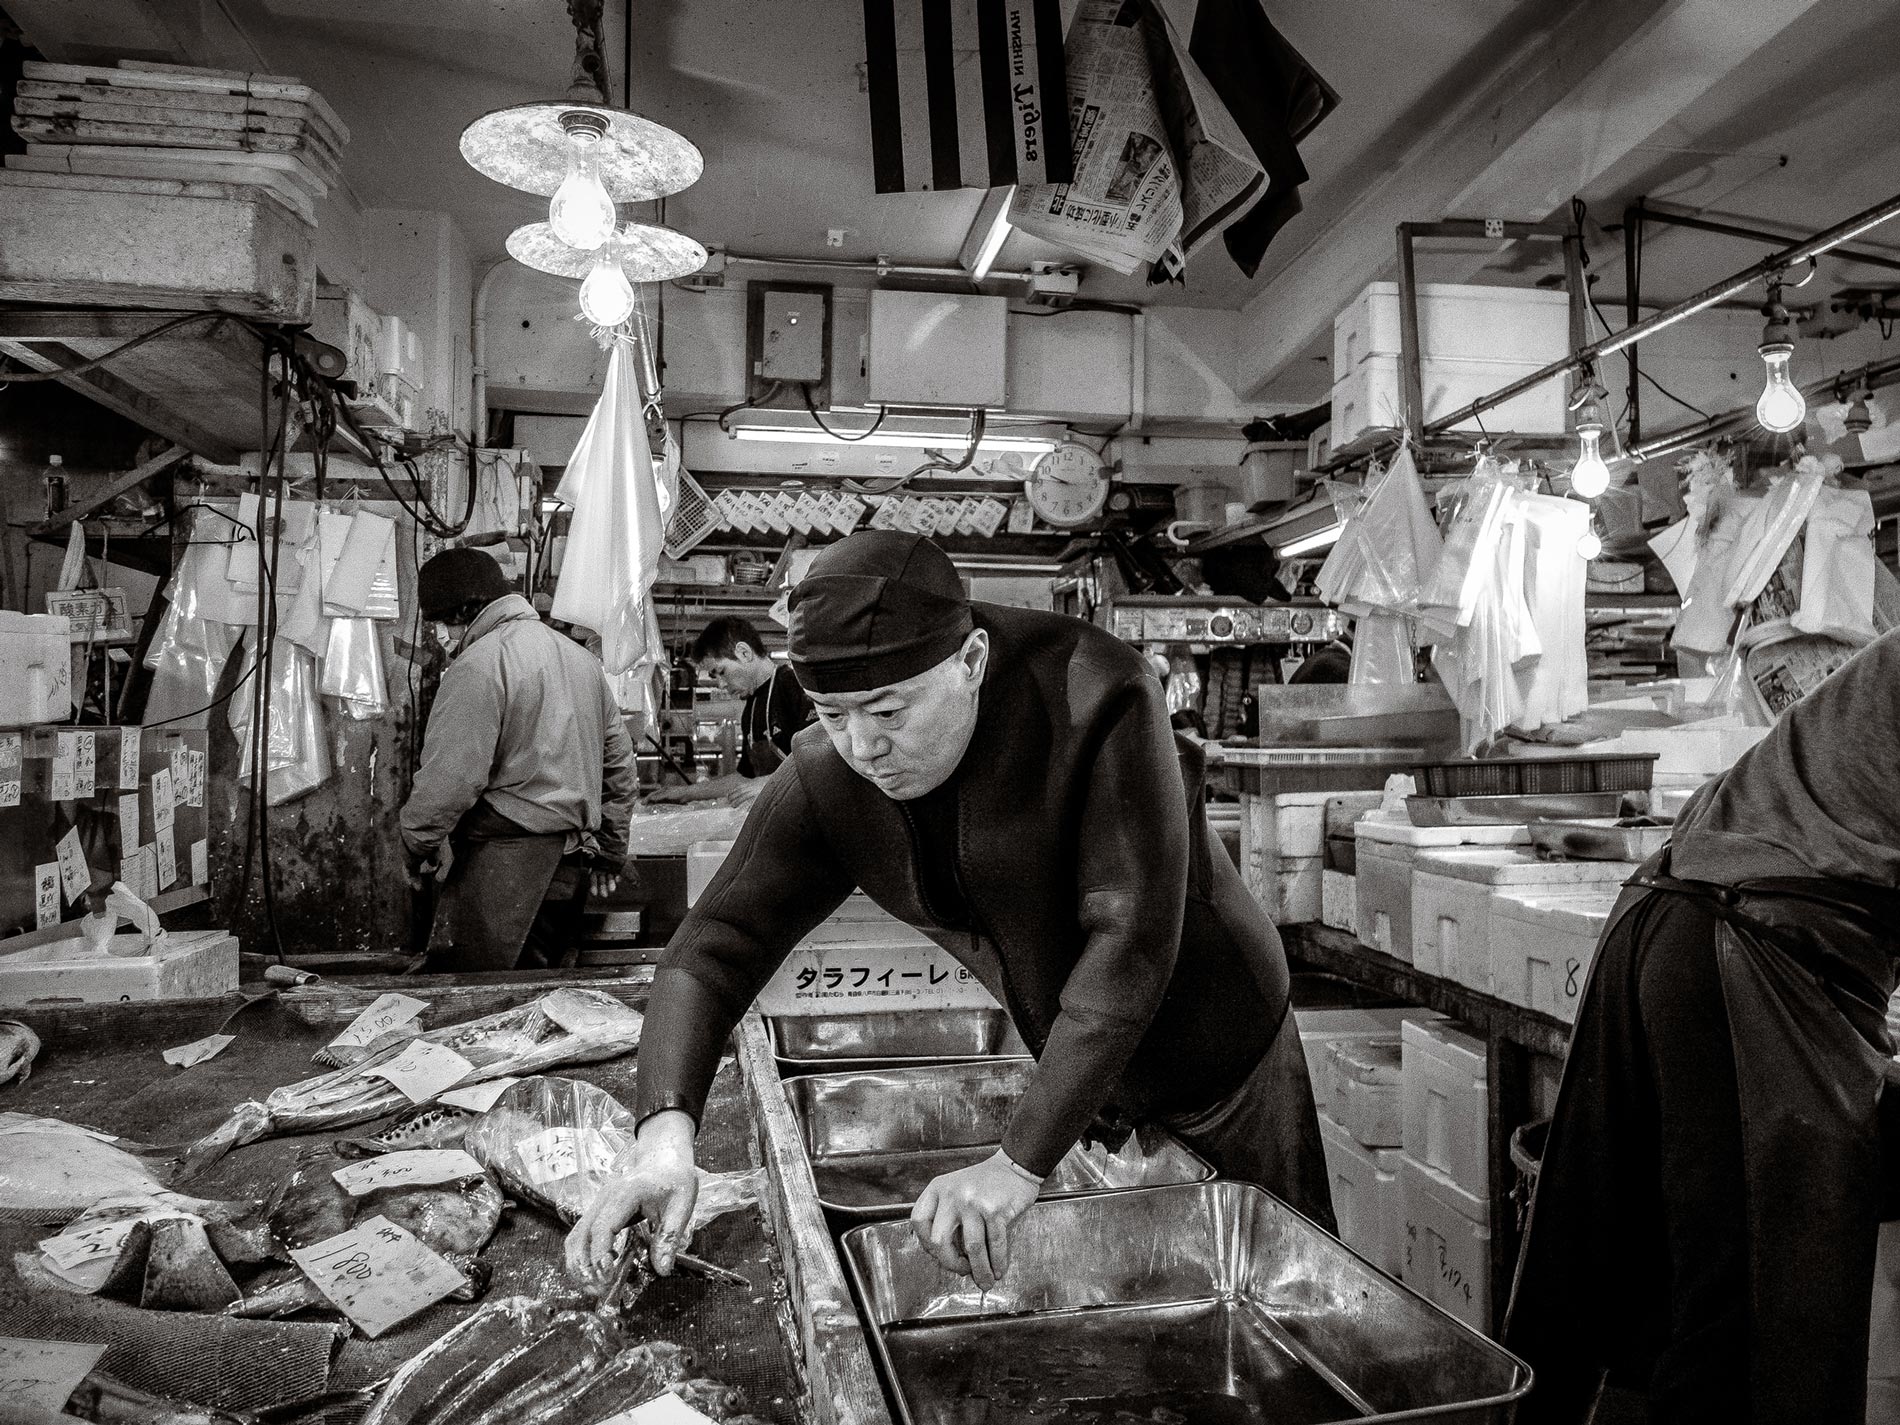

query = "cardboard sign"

[366,1040,474,1104]
[289,1215,467,1339]
[0,1337,109,1414]
[329,993,428,1052]
[330,1150,485,1198]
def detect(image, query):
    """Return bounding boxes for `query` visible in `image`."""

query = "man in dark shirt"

[647,617,813,804]
[569,531,1332,1288]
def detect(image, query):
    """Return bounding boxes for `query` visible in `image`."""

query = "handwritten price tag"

[438,1077,518,1113]
[73,731,95,798]
[330,993,429,1052]
[331,1150,485,1198]
[117,730,140,789]
[117,793,140,858]
[151,768,174,831]
[163,1033,235,1069]
[191,839,208,887]
[35,864,60,930]
[289,1215,467,1338]
[0,1337,109,1414]
[39,1218,139,1271]
[52,732,77,803]
[186,751,206,808]
[366,1040,474,1104]
[55,827,90,904]
[516,1126,615,1186]
[154,825,177,892]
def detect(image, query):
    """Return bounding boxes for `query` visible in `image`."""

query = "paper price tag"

[169,744,188,792]
[0,1337,110,1414]
[191,839,208,887]
[117,730,140,789]
[55,827,90,904]
[72,732,95,798]
[0,732,18,809]
[135,846,157,902]
[151,768,174,831]
[330,992,429,1051]
[438,1077,518,1113]
[35,864,60,929]
[599,1392,723,1425]
[366,1040,474,1104]
[39,1218,139,1270]
[117,793,140,857]
[186,751,206,807]
[516,1126,613,1185]
[331,1149,485,1198]
[163,1033,234,1069]
[154,825,177,892]
[53,732,76,779]
[289,1215,467,1339]
[0,779,17,809]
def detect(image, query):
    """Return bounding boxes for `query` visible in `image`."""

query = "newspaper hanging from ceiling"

[1007,0,1264,275]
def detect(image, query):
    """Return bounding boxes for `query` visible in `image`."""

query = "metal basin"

[843,1181,1531,1425]
[784,1060,1211,1221]
[767,1008,1029,1074]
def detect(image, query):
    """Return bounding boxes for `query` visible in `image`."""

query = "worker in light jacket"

[568,530,1333,1287]
[400,548,638,973]
[1507,628,1900,1424]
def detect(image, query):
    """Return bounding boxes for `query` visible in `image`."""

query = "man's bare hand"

[566,1110,699,1281]
[909,1149,1041,1290]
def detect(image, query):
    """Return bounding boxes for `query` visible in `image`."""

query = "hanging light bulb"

[1577,528,1602,561]
[546,112,619,251]
[1570,421,1611,498]
[1755,289,1806,434]
[578,249,637,327]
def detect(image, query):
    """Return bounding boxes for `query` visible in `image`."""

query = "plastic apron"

[1509,848,1900,1423]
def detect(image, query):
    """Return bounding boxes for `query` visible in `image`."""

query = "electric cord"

[845,407,987,496]
[141,506,272,730]
[1576,196,1714,423]
[0,311,224,382]
[713,381,783,434]
[799,382,888,441]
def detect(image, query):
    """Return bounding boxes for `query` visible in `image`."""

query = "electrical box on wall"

[868,290,1007,409]
[746,281,833,409]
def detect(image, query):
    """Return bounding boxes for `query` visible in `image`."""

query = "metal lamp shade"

[507,221,709,282]
[460,100,702,201]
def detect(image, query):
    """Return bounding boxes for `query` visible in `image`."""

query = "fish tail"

[182,1102,272,1177]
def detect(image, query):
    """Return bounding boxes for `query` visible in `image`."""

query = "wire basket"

[663,470,721,559]
[1410,753,1658,798]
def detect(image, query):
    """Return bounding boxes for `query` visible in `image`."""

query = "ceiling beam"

[2,0,270,71]
[0,338,242,463]
[1232,0,1830,399]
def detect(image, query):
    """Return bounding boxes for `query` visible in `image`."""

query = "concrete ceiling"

[9,0,1897,405]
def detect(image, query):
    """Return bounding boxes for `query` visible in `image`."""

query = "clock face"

[1027,443,1109,528]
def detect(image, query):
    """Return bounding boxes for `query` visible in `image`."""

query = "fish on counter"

[0,1113,180,1225]
[185,989,643,1171]
[334,1104,473,1158]
[0,1020,39,1086]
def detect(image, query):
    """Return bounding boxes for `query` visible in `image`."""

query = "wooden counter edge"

[735,1010,894,1425]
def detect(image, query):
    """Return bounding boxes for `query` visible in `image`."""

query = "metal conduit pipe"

[720,250,1046,282]
[1628,351,1900,464]
[470,258,512,447]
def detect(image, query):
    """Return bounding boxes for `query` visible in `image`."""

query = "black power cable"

[0,311,224,382]
[799,382,887,442]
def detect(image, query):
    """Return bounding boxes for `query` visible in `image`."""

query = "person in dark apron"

[646,616,813,804]
[1506,628,1900,1424]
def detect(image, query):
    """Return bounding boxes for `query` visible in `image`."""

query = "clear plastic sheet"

[228,638,331,806]
[1795,484,1878,642]
[1720,459,1827,611]
[320,617,388,720]
[1418,462,1514,639]
[1349,612,1415,684]
[1314,447,1442,621]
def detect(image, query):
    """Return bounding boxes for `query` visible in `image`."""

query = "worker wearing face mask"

[646,617,814,805]
[399,548,638,972]
[569,530,1333,1287]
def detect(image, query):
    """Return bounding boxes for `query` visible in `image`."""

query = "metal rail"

[1628,350,1900,463]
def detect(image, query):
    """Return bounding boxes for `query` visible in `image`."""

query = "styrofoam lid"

[1329,1036,1402,1082]
[1415,846,1636,885]
[1402,1015,1487,1068]
[1354,817,1529,848]
[1491,889,1621,929]
[1399,1151,1490,1223]
[1296,1005,1445,1038]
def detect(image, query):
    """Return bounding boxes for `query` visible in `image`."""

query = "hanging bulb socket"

[1845,387,1874,435]
[559,109,610,145]
[1755,284,1807,435]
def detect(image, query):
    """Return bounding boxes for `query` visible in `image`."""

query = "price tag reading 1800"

[289,1215,466,1338]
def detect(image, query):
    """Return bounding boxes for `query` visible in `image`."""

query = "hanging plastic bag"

[1510,494,1590,732]
[1349,612,1414,684]
[1418,462,1513,637]
[322,510,396,616]
[1316,446,1443,619]
[1794,483,1877,642]
[554,338,672,674]
[1721,458,1827,611]
[320,617,388,720]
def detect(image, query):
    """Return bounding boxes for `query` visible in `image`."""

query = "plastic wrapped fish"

[0,1113,180,1224]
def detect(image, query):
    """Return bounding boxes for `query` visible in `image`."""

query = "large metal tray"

[766,1008,1029,1074]
[843,1182,1531,1425]
[1407,789,1651,826]
[785,1061,1211,1221]
[1527,818,1672,863]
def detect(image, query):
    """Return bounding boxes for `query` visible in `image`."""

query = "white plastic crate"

[1332,281,1571,375]
[1489,889,1619,1023]
[1411,848,1635,994]
[1318,1111,1406,1278]
[1329,1036,1403,1148]
[1332,353,1570,447]
[1295,1006,1445,1118]
[1401,1018,1488,1199]
[1399,1153,1492,1331]
[1321,870,1357,933]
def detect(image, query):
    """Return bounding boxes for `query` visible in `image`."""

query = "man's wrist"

[991,1148,1046,1187]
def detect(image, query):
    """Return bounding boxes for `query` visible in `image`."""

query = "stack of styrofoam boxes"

[1411,848,1636,995]
[1319,1036,1407,1276]
[1399,1018,1491,1329]
[1353,817,1529,962]
[1320,796,1364,934]
[0,611,73,725]
[1331,282,1571,448]
[1489,889,1621,1023]
[1298,1005,1445,1276]
[1241,789,1382,925]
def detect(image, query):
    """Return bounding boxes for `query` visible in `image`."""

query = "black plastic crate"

[1410,753,1658,798]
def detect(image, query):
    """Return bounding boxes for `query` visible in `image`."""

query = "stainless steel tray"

[1528,818,1672,863]
[843,1182,1531,1425]
[1407,789,1651,826]
[766,1008,1028,1073]
[784,1060,1212,1221]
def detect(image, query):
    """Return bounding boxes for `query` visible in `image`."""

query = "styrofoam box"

[1489,889,1619,1024]
[1244,790,1385,865]
[1330,1036,1403,1148]
[1401,1018,1488,1198]
[0,931,238,1006]
[1244,857,1323,925]
[1586,723,1770,782]
[1332,353,1570,447]
[1321,869,1356,933]
[1296,1006,1446,1117]
[1399,1153,1492,1331]
[1411,848,1635,994]
[1319,1111,1406,1278]
[685,840,736,906]
[0,611,73,726]
[1332,281,1571,375]
[1353,820,1529,964]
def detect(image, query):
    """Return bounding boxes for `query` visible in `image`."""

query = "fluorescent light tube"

[730,425,1058,455]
